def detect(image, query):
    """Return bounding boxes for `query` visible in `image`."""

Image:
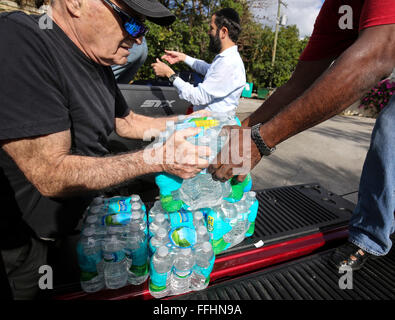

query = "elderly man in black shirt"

[0,0,210,299]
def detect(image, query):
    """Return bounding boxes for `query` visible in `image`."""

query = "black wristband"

[251,123,276,157]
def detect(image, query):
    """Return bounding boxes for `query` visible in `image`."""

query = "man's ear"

[64,0,84,17]
[220,26,229,40]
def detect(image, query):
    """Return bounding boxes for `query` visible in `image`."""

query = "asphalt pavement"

[236,98,376,204]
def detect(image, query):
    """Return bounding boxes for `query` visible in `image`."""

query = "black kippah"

[216,8,240,25]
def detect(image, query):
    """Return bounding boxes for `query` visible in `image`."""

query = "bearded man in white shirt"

[152,8,246,116]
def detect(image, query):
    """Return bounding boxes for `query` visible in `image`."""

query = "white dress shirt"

[172,45,246,115]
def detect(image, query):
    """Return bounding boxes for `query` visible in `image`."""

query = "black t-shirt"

[0,12,130,249]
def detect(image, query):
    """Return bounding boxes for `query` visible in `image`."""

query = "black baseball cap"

[123,0,176,26]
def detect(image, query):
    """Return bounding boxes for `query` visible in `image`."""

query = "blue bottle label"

[130,239,148,266]
[248,200,259,222]
[76,242,102,273]
[169,208,194,229]
[102,213,132,226]
[150,260,169,288]
[206,208,232,240]
[104,196,131,213]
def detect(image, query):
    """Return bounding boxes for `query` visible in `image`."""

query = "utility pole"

[271,0,285,67]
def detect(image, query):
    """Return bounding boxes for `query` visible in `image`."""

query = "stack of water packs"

[76,195,149,293]
[148,113,259,298]
[76,113,260,298]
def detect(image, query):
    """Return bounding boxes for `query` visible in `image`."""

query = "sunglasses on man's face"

[102,0,149,38]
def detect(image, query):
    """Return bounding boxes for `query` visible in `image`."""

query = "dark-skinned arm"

[242,57,335,128]
[209,24,395,181]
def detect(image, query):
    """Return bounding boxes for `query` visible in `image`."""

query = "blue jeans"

[112,37,148,84]
[349,94,395,256]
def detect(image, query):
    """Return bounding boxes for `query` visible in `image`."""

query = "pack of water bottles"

[76,195,150,293]
[204,189,259,254]
[147,186,259,298]
[148,201,216,298]
[146,113,260,298]
[154,113,260,254]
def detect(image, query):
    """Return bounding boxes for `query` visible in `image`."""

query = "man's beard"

[209,31,222,54]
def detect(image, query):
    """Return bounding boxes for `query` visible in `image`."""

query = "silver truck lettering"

[141,100,176,108]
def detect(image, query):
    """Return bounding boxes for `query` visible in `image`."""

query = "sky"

[250,0,324,39]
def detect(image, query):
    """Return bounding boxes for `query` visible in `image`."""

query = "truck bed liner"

[219,183,354,255]
[171,235,395,300]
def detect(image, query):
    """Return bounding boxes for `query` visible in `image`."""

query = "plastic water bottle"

[210,111,238,124]
[191,241,214,291]
[193,210,206,229]
[149,213,170,238]
[131,202,145,215]
[88,203,106,217]
[131,203,147,231]
[130,210,146,233]
[123,223,149,285]
[244,192,258,216]
[102,212,132,226]
[76,227,104,293]
[196,225,211,244]
[226,222,248,248]
[84,215,107,240]
[131,194,146,212]
[184,113,236,165]
[221,201,238,226]
[148,200,166,223]
[104,213,129,237]
[149,227,170,255]
[235,191,257,219]
[149,246,173,298]
[229,191,258,247]
[178,174,231,210]
[85,214,100,225]
[90,196,105,207]
[102,235,128,289]
[170,248,195,295]
[221,201,240,244]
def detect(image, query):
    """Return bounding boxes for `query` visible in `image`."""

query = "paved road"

[236,98,376,204]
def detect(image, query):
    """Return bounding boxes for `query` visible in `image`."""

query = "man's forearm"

[1,131,163,198]
[260,25,395,148]
[116,112,178,140]
[33,149,162,197]
[185,56,210,76]
[242,58,335,128]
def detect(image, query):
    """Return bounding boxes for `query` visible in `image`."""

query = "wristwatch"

[251,123,276,157]
[168,73,179,84]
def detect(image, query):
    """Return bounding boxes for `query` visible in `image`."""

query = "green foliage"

[242,24,309,88]
[136,0,309,89]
